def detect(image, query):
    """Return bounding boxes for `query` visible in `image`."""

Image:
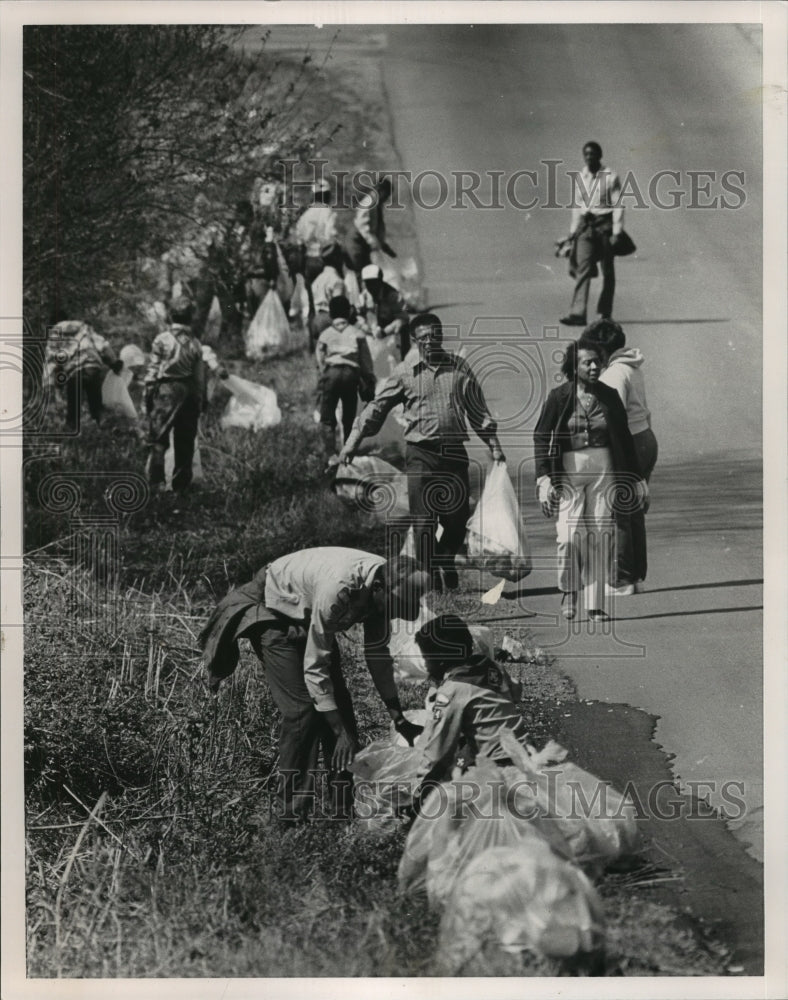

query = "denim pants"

[247,621,358,821]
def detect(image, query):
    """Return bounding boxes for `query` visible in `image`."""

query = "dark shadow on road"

[615,318,730,325]
[643,578,763,595]
[613,604,762,622]
[423,301,484,311]
[502,585,560,600]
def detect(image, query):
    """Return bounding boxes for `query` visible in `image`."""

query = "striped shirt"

[351,349,497,447]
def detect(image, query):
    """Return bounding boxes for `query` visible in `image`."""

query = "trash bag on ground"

[245,288,290,360]
[220,374,281,431]
[101,371,138,419]
[498,730,640,864]
[437,842,605,973]
[332,455,409,520]
[465,462,532,582]
[350,738,422,832]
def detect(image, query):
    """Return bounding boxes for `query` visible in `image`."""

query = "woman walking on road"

[579,320,658,596]
[533,342,647,621]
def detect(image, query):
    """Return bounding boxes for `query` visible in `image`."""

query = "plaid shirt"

[44,321,116,385]
[351,348,497,448]
[144,325,205,394]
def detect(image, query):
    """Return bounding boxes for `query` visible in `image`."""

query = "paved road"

[378,20,764,962]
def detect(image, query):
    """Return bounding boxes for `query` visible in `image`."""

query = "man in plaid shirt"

[143,296,205,493]
[339,313,505,591]
[44,314,122,430]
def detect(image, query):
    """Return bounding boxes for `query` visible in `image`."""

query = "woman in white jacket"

[579,320,658,595]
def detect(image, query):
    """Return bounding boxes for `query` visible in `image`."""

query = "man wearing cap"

[309,242,348,347]
[315,294,376,451]
[339,313,505,591]
[199,547,429,821]
[43,311,123,431]
[294,180,339,287]
[143,296,206,493]
[559,141,625,326]
[357,264,411,360]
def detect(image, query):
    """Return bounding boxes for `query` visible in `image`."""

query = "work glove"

[537,475,559,518]
[394,716,423,747]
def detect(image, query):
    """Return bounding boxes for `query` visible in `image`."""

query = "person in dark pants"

[44,314,122,430]
[315,295,376,453]
[339,313,506,592]
[579,320,658,595]
[143,296,205,493]
[347,176,397,282]
[198,547,429,822]
[560,142,624,326]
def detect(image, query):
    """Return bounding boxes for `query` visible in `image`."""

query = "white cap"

[361,264,382,281]
[313,178,330,193]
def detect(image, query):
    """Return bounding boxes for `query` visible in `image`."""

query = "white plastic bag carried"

[203,296,223,344]
[101,371,138,419]
[332,455,409,520]
[289,273,310,328]
[465,462,532,582]
[245,288,290,360]
[220,374,282,431]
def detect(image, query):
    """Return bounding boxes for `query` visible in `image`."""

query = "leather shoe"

[560,314,587,326]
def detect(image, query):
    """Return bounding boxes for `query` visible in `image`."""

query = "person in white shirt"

[199,547,429,821]
[560,142,625,326]
[309,242,348,347]
[579,320,658,595]
[294,179,339,286]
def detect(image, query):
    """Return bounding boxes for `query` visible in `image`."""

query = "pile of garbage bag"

[220,374,282,432]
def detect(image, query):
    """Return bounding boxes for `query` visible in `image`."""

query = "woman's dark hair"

[561,339,603,380]
[415,613,474,667]
[579,319,626,361]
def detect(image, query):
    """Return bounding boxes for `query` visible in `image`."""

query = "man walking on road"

[560,142,625,326]
[339,313,506,592]
[199,547,428,822]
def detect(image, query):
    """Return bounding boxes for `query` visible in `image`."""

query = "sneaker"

[560,314,587,327]
[588,609,611,622]
[605,582,635,597]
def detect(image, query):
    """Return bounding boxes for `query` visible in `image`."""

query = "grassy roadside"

[23,34,731,979]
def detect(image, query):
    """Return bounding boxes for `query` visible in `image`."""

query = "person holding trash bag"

[558,142,625,327]
[294,179,339,287]
[339,313,506,593]
[315,295,376,453]
[198,548,429,822]
[143,296,206,494]
[356,264,411,361]
[347,175,397,281]
[43,311,122,430]
[579,319,658,596]
[533,341,646,622]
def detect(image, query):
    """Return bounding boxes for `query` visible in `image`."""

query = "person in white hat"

[357,263,411,360]
[294,179,339,288]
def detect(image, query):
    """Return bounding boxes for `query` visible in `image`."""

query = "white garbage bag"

[289,273,311,330]
[101,371,137,419]
[245,288,290,360]
[119,344,147,380]
[332,455,409,520]
[203,295,222,344]
[220,374,281,431]
[466,462,532,582]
